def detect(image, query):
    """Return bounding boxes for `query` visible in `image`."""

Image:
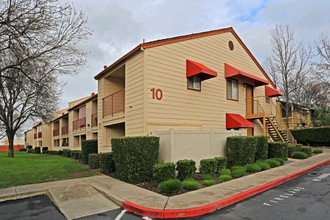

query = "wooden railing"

[102,89,125,118]
[91,113,98,127]
[37,132,42,138]
[53,128,59,136]
[73,117,86,131]
[61,125,68,135]
[34,133,37,139]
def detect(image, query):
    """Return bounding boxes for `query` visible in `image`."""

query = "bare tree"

[0,0,92,157]
[263,24,311,130]
[314,34,330,84]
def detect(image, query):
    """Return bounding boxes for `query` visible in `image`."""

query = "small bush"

[63,149,71,158]
[256,161,271,170]
[176,159,196,181]
[201,174,213,180]
[81,139,98,164]
[58,150,63,156]
[47,150,58,155]
[88,154,100,169]
[288,144,301,157]
[99,152,115,173]
[153,162,176,183]
[219,175,232,183]
[199,158,217,175]
[266,159,281,168]
[255,136,268,161]
[158,179,182,194]
[71,150,82,160]
[300,146,312,157]
[273,158,285,165]
[232,166,247,178]
[42,147,48,154]
[291,151,308,159]
[268,142,288,159]
[202,179,216,186]
[226,136,257,167]
[26,145,32,153]
[313,149,323,154]
[219,168,231,176]
[34,147,41,154]
[214,157,227,173]
[19,148,26,152]
[245,163,262,173]
[182,178,201,191]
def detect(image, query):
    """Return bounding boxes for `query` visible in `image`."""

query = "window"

[266,97,270,103]
[188,75,201,90]
[227,79,238,100]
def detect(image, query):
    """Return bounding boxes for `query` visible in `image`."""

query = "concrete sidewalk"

[0,152,329,219]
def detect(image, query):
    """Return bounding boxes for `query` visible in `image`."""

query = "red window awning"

[265,86,283,97]
[186,60,217,80]
[225,63,269,87]
[226,113,254,129]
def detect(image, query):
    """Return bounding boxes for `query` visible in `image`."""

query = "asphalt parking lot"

[0,164,329,220]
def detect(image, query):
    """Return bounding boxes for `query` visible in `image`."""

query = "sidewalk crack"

[163,197,169,211]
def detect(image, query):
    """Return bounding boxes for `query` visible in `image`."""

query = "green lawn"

[0,152,100,189]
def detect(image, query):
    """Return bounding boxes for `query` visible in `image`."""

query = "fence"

[0,145,25,152]
[154,129,246,168]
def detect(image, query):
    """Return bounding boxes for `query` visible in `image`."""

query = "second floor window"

[188,75,201,90]
[227,79,238,100]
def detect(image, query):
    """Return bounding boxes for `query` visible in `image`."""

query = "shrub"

[176,159,196,181]
[291,151,308,159]
[47,150,58,155]
[313,148,323,154]
[268,142,288,159]
[300,146,312,157]
[245,163,262,173]
[58,150,63,156]
[256,160,271,170]
[231,166,247,178]
[71,150,83,160]
[214,157,227,173]
[219,168,231,176]
[112,136,159,184]
[273,158,285,165]
[158,179,182,194]
[34,147,41,154]
[19,148,26,152]
[42,147,48,154]
[202,179,216,186]
[153,162,175,183]
[255,136,268,161]
[99,152,115,173]
[199,158,217,175]
[26,145,32,153]
[291,127,330,146]
[288,144,301,157]
[63,149,71,158]
[201,174,213,180]
[219,175,232,183]
[182,178,201,191]
[88,154,100,169]
[81,139,98,164]
[266,159,280,168]
[226,136,257,167]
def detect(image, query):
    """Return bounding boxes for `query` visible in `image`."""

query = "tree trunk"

[7,132,14,158]
[285,101,290,131]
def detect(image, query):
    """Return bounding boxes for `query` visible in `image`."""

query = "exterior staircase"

[259,115,291,143]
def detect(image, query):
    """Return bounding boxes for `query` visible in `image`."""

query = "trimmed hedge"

[313,149,323,154]
[215,157,227,173]
[99,152,115,173]
[199,158,217,175]
[300,146,312,157]
[153,162,175,183]
[112,136,159,184]
[292,151,308,159]
[63,149,71,158]
[226,136,257,167]
[255,136,268,161]
[288,144,301,157]
[42,147,48,154]
[176,159,196,181]
[81,139,98,164]
[268,142,288,159]
[19,148,26,151]
[158,179,182,194]
[47,150,59,155]
[34,147,41,154]
[26,145,33,153]
[88,154,100,169]
[71,150,82,160]
[291,127,330,146]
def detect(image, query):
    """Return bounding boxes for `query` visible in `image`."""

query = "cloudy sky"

[57,0,329,110]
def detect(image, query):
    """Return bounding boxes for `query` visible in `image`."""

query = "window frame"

[226,78,239,101]
[187,75,202,91]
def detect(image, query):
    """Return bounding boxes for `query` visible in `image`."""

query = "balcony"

[73,117,86,132]
[34,133,37,139]
[37,132,42,138]
[91,113,98,127]
[53,128,59,137]
[103,89,125,118]
[61,125,68,135]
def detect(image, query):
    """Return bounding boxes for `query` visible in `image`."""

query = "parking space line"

[115,209,126,220]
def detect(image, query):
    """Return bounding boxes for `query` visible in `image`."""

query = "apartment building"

[32,121,51,148]
[24,129,33,146]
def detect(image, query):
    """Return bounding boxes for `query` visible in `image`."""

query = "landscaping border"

[122,159,330,219]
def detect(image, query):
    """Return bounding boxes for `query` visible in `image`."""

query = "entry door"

[246,85,254,136]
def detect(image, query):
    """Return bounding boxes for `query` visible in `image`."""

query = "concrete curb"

[122,159,330,219]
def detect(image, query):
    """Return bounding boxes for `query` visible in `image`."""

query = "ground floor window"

[188,75,201,90]
[227,79,238,100]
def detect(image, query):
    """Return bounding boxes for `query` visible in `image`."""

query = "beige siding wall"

[25,130,33,146]
[145,32,274,135]
[41,122,52,148]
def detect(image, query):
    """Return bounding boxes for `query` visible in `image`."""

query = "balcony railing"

[103,88,125,118]
[73,117,86,132]
[61,125,68,135]
[91,113,98,127]
[34,133,37,139]
[37,132,42,138]
[53,128,59,137]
